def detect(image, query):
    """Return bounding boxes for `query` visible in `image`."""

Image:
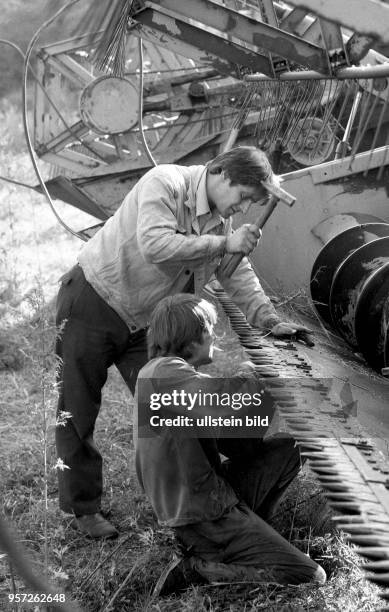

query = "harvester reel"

[286,117,336,166]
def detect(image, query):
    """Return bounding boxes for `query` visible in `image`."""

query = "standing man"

[56,146,309,537]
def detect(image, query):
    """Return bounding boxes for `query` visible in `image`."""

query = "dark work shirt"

[134,356,238,526]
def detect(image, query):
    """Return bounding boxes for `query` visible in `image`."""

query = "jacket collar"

[185,165,223,233]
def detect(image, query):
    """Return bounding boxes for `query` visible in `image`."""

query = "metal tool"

[218,181,296,278]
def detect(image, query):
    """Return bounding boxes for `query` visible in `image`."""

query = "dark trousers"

[55,265,149,515]
[175,437,319,585]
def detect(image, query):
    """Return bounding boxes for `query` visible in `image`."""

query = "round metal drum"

[329,237,389,347]
[354,261,389,371]
[310,223,389,325]
[80,76,138,134]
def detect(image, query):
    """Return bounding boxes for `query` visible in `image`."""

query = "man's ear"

[181,341,195,360]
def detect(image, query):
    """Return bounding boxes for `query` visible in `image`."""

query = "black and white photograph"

[1,1,389,610]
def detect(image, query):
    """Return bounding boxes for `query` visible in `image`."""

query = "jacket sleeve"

[136,174,226,264]
[216,242,281,330]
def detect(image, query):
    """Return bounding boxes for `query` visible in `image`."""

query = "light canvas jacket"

[78,164,280,332]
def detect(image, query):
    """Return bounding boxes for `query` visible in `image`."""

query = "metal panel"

[56,54,94,86]
[319,19,344,53]
[38,176,108,220]
[39,121,89,155]
[256,0,279,26]
[245,164,389,296]
[319,19,347,70]
[134,8,275,75]
[45,54,89,88]
[280,7,308,32]
[41,151,107,174]
[287,0,389,45]
[310,146,389,184]
[130,21,245,77]
[40,32,102,56]
[34,57,45,147]
[301,19,322,45]
[140,0,329,73]
[256,0,288,74]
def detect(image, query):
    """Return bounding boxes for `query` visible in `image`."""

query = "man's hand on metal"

[226,224,262,255]
[270,322,315,346]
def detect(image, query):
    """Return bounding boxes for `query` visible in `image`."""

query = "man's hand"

[226,224,262,255]
[270,322,314,346]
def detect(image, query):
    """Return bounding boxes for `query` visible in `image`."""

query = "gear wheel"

[286,117,336,166]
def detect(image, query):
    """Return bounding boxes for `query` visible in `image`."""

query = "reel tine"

[349,81,381,165]
[287,81,324,162]
[365,84,389,176]
[349,79,375,166]
[377,129,389,180]
[309,79,341,163]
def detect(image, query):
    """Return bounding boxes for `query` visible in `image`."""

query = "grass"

[0,101,385,611]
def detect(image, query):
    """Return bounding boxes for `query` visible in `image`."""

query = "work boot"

[153,556,205,597]
[311,564,327,585]
[72,513,118,539]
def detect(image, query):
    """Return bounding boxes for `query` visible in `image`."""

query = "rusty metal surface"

[329,237,389,347]
[355,261,389,371]
[135,5,276,75]
[140,0,328,72]
[310,223,389,325]
[212,285,389,599]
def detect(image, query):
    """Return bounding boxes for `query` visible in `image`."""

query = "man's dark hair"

[147,293,217,360]
[207,146,273,186]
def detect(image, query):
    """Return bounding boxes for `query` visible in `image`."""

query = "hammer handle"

[219,196,278,278]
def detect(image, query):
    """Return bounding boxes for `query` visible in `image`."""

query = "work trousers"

[175,437,319,585]
[55,265,149,515]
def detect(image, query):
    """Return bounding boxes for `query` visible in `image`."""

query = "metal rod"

[245,63,389,81]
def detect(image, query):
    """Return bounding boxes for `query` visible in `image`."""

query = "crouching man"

[134,293,326,593]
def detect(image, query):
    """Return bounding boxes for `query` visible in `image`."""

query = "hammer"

[218,181,296,278]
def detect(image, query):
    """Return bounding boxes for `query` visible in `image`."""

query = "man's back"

[135,355,237,527]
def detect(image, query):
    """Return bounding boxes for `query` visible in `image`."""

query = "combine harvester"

[30,0,389,600]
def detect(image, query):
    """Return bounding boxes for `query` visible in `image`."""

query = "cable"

[0,39,43,192]
[0,19,86,241]
[137,36,157,168]
[0,175,36,190]
[0,39,106,165]
[22,0,87,241]
[2,7,156,239]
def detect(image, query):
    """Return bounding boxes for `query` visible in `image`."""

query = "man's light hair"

[148,293,217,360]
